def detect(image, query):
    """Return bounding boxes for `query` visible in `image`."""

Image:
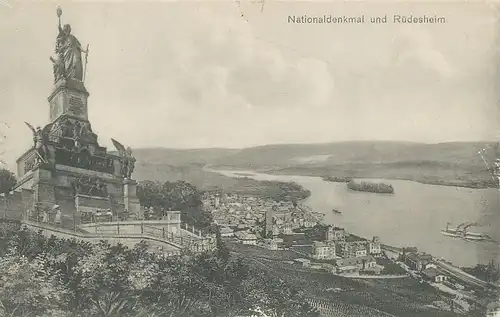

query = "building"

[234,231,258,245]
[262,238,283,251]
[214,194,220,208]
[403,252,433,271]
[219,227,234,237]
[312,241,336,260]
[265,208,273,237]
[336,255,378,274]
[282,224,293,235]
[339,241,368,258]
[368,236,382,255]
[294,258,311,268]
[320,262,336,273]
[304,220,316,228]
[282,232,308,248]
[326,226,345,241]
[421,267,449,283]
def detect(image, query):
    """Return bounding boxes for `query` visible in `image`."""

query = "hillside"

[132,141,499,189]
[207,141,492,169]
[132,156,310,201]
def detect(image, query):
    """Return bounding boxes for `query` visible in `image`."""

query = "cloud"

[391,28,455,80]
[151,6,337,112]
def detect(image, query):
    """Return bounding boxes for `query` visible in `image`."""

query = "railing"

[81,221,216,253]
[180,222,210,237]
[144,224,216,253]
[21,220,183,257]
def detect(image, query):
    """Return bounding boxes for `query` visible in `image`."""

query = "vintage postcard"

[0,1,499,316]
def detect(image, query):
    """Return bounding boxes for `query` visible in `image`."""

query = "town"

[202,191,494,314]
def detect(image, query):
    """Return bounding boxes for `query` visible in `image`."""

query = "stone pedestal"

[31,167,56,210]
[123,179,141,219]
[48,78,89,122]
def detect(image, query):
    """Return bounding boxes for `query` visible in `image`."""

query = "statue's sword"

[34,149,48,164]
[83,44,89,83]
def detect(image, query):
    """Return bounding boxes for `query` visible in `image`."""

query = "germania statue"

[50,6,89,82]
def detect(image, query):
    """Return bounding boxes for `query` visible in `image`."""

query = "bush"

[0,227,320,317]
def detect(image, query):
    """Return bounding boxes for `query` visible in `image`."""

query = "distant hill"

[206,141,492,169]
[132,141,499,189]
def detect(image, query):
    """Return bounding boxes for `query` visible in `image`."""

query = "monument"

[14,7,141,228]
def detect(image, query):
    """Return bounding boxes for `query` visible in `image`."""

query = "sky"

[0,1,499,167]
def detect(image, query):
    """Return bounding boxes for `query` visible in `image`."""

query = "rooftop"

[234,231,257,240]
[405,252,433,262]
[422,267,446,279]
[336,255,376,267]
[220,227,234,234]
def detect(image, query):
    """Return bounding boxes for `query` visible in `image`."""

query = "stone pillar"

[123,179,141,219]
[32,167,56,211]
[48,78,89,122]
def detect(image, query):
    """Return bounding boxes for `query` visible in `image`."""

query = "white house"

[422,268,449,283]
[262,238,283,251]
[234,231,258,245]
[312,241,336,260]
[368,237,381,255]
[220,227,234,237]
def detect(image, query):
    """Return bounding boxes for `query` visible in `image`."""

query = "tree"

[136,180,164,209]
[0,168,16,194]
[137,180,212,229]
[0,255,69,317]
[215,227,230,262]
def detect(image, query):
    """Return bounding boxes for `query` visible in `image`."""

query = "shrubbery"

[0,227,319,317]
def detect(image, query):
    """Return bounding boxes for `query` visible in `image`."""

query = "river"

[213,169,500,268]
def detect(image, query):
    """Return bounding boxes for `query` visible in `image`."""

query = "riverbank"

[267,169,497,189]
[206,163,497,190]
[321,173,495,189]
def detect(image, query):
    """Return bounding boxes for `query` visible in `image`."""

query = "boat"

[441,229,460,237]
[464,231,490,241]
[332,208,341,214]
[441,222,461,237]
[441,222,491,241]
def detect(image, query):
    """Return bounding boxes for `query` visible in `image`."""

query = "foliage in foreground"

[0,168,16,194]
[0,227,319,317]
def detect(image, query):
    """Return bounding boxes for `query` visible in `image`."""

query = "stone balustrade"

[78,220,216,253]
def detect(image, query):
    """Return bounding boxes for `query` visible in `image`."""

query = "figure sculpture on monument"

[125,147,136,178]
[73,121,83,149]
[111,139,136,179]
[50,6,88,82]
[24,122,53,164]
